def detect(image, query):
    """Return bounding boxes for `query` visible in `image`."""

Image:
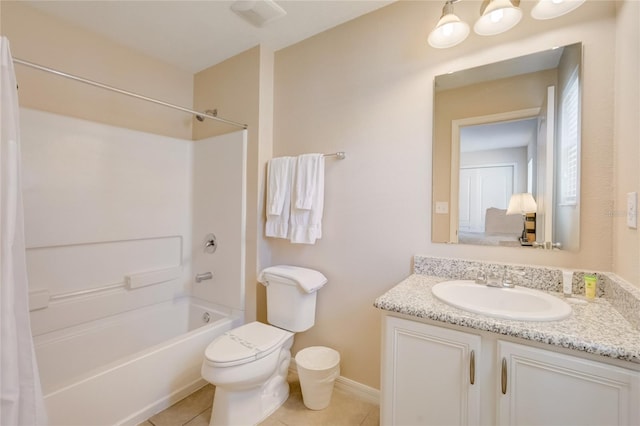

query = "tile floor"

[138,373,379,426]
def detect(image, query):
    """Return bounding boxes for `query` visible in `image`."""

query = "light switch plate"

[435,201,449,214]
[627,192,637,229]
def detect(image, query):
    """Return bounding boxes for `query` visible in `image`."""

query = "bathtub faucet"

[196,272,213,283]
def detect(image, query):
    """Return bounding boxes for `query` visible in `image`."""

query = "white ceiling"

[25,0,395,73]
[461,118,538,153]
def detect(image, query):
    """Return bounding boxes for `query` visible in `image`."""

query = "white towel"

[258,265,327,294]
[290,154,324,244]
[295,154,321,210]
[265,156,295,239]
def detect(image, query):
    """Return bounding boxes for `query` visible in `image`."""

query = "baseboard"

[289,359,379,406]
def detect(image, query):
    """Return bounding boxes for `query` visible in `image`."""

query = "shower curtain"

[1,37,47,425]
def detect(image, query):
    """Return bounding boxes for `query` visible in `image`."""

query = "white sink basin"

[431,280,571,321]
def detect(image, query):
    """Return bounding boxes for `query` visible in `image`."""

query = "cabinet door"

[381,316,481,426]
[498,341,640,426]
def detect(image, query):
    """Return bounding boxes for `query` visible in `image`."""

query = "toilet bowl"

[201,265,327,426]
[202,321,294,425]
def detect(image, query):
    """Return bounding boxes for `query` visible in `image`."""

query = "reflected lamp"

[506,192,537,241]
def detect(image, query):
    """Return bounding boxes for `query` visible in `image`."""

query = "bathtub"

[33,297,243,426]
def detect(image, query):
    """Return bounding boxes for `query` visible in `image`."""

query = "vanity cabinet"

[498,341,640,426]
[381,315,640,426]
[381,316,481,425]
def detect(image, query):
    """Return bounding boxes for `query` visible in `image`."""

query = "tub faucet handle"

[196,272,213,283]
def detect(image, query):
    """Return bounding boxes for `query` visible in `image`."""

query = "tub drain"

[202,312,211,323]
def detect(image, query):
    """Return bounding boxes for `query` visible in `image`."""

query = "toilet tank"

[259,266,327,333]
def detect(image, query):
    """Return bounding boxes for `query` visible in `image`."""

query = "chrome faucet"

[475,267,527,289]
[486,271,506,288]
[473,269,487,285]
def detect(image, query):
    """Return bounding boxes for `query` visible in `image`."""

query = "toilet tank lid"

[258,265,327,294]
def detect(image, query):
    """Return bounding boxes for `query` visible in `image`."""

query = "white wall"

[191,131,247,313]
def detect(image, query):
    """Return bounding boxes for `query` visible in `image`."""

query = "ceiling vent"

[230,0,287,28]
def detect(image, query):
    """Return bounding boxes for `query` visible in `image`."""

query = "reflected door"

[459,166,514,232]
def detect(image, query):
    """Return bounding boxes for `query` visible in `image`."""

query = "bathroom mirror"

[432,43,582,251]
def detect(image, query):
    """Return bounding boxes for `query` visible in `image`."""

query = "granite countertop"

[374,274,640,365]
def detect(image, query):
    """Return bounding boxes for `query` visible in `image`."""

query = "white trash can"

[295,346,340,410]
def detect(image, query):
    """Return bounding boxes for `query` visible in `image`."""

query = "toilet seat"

[205,322,293,367]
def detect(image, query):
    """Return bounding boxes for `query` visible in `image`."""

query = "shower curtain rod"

[12,58,248,129]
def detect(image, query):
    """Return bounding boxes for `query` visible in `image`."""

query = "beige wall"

[613,0,640,284]
[1,2,193,139]
[271,0,618,389]
[432,69,558,242]
[4,0,637,395]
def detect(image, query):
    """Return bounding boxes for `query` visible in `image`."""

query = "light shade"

[428,2,470,49]
[506,193,537,215]
[531,0,586,20]
[474,0,522,36]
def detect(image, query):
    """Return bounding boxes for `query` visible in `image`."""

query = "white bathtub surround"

[191,130,247,312]
[35,297,242,426]
[19,110,248,425]
[0,37,47,426]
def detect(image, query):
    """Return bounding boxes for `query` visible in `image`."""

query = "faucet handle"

[503,267,527,288]
[502,272,515,288]
[474,269,487,284]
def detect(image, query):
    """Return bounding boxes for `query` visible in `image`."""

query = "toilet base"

[209,371,290,426]
[209,347,292,426]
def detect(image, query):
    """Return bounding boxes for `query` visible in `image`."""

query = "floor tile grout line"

[181,405,213,426]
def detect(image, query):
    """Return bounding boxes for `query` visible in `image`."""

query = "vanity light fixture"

[427,0,584,49]
[428,0,470,49]
[474,0,523,36]
[531,0,586,20]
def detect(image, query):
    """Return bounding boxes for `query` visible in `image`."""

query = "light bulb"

[531,0,586,20]
[490,8,504,23]
[441,22,454,37]
[428,2,470,49]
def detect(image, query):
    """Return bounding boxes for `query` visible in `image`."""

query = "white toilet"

[201,265,327,426]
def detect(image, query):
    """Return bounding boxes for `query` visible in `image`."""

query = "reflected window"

[559,68,579,205]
